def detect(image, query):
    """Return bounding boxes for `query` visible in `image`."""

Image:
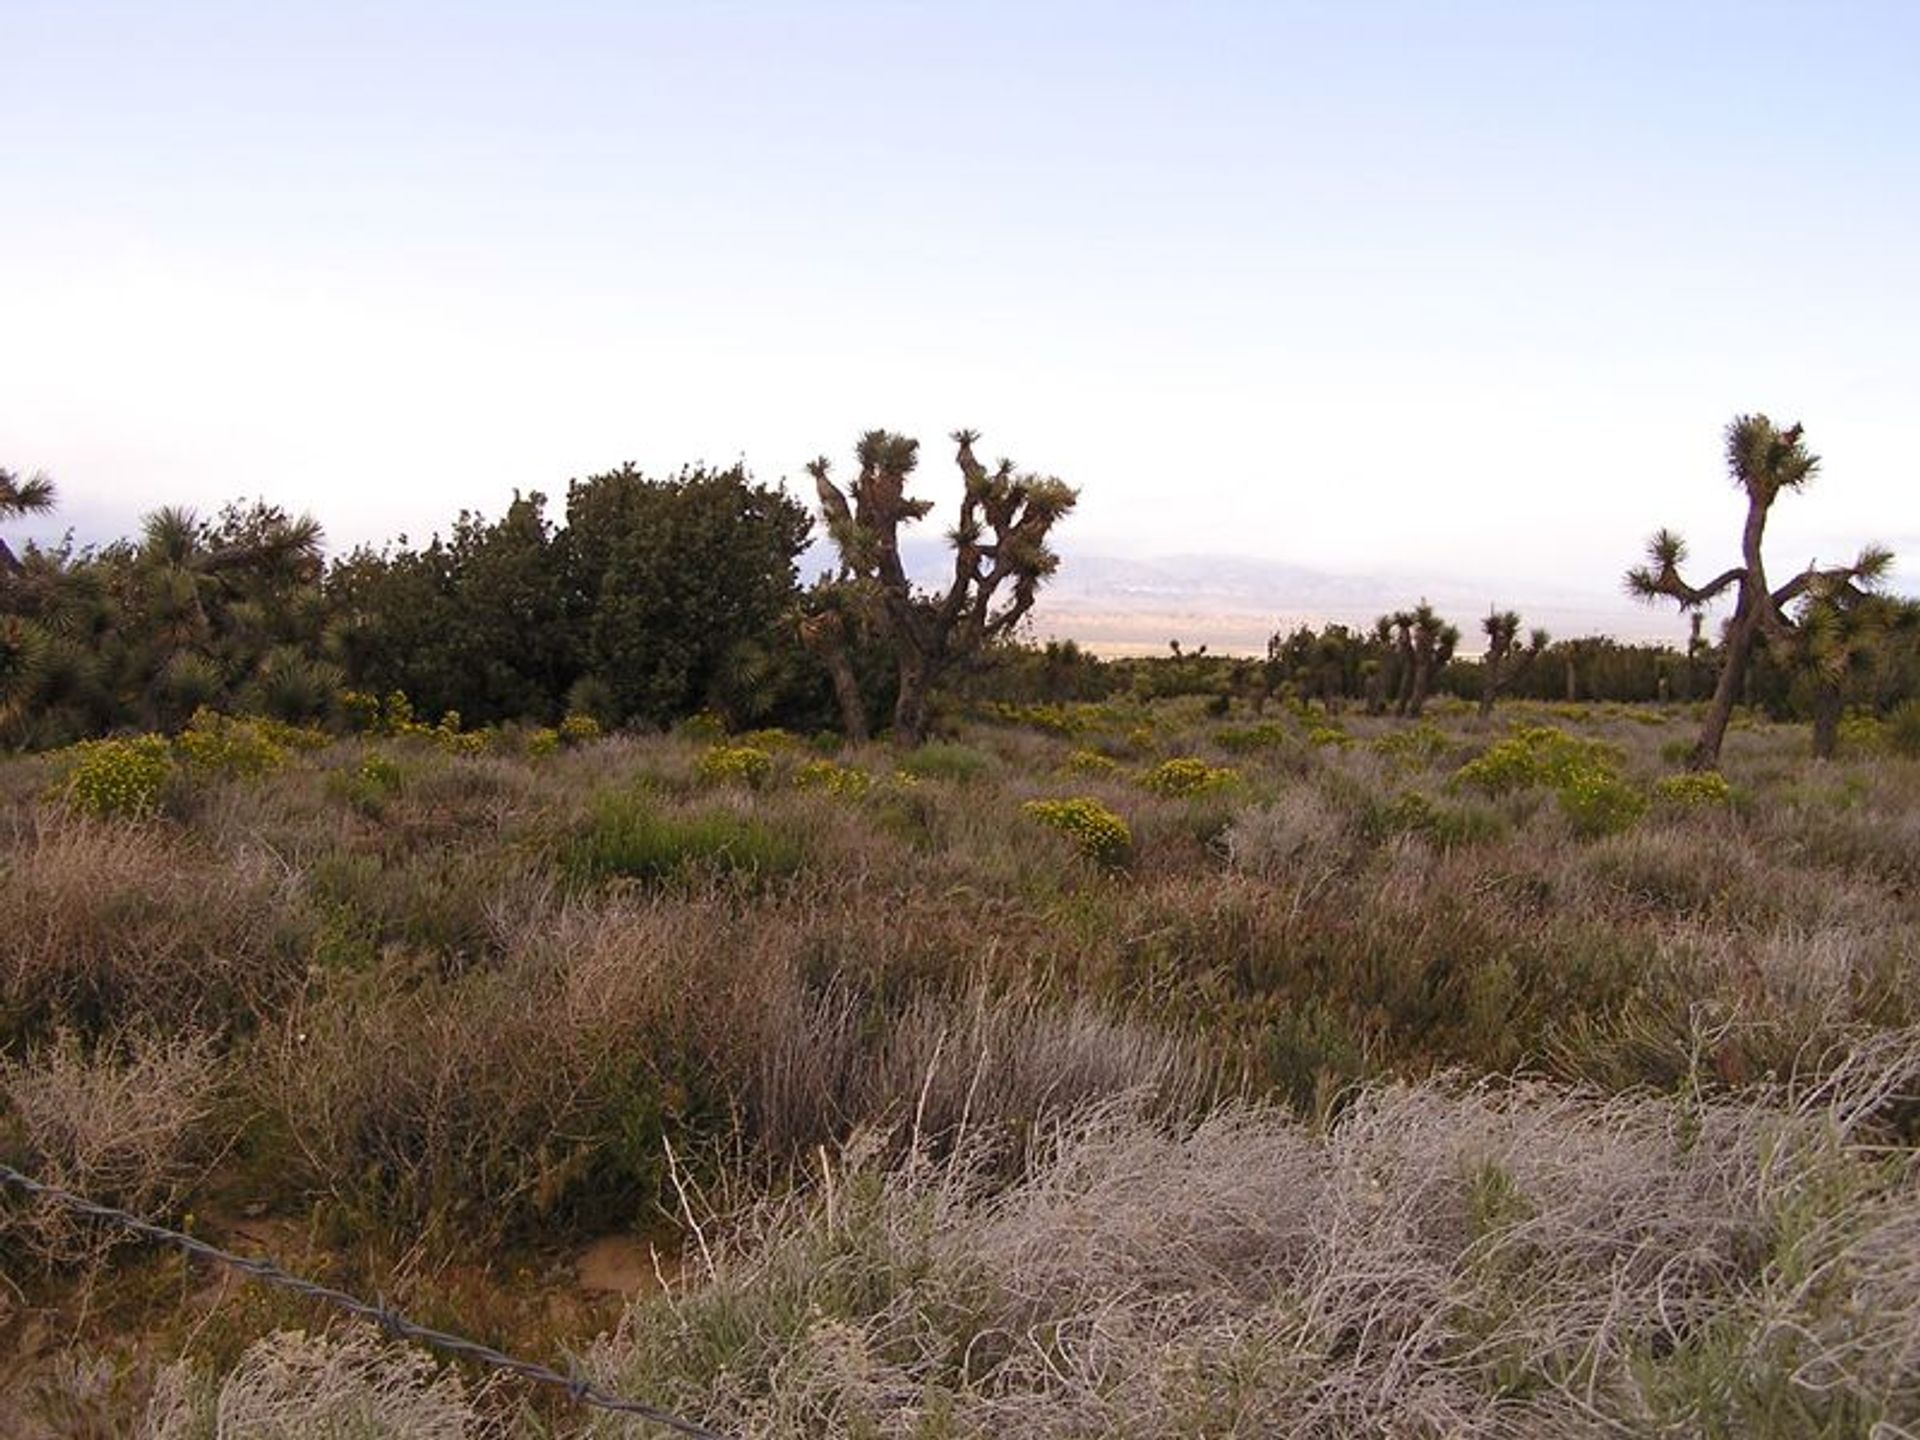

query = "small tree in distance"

[1478,609,1522,719]
[1628,414,1891,769]
[809,429,1076,746]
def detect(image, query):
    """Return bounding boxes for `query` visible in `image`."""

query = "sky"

[3,1,1916,648]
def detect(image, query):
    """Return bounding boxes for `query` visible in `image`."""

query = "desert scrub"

[696,743,774,788]
[564,791,803,885]
[1889,700,1920,759]
[328,751,404,815]
[1453,725,1618,796]
[1654,771,1735,807]
[895,742,991,784]
[1061,747,1120,776]
[791,757,871,797]
[1,1028,227,1268]
[1556,767,1648,838]
[145,1327,494,1439]
[1023,797,1132,868]
[173,708,290,781]
[1140,756,1239,796]
[58,735,176,819]
[1370,723,1451,766]
[1369,790,1506,849]
[1214,721,1291,752]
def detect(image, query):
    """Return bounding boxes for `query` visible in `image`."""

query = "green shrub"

[564,793,803,884]
[697,744,773,788]
[896,743,991,784]
[559,712,604,746]
[1371,791,1506,849]
[1653,771,1734,807]
[329,751,405,816]
[1371,723,1450,765]
[1140,757,1238,796]
[1556,769,1647,838]
[1305,725,1352,749]
[1214,722,1291,753]
[675,710,727,743]
[60,736,175,819]
[526,727,561,758]
[988,701,1110,735]
[1454,726,1617,796]
[1022,797,1132,868]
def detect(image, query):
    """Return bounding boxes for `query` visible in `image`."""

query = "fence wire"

[0,1161,729,1439]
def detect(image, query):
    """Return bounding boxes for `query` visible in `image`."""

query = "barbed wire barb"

[0,1161,729,1440]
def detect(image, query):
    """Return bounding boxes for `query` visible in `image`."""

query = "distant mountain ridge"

[806,538,1692,656]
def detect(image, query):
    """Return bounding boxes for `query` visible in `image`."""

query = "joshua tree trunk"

[1407,653,1433,718]
[1809,682,1843,761]
[894,651,932,747]
[822,645,869,743]
[798,608,870,743]
[1692,602,1756,769]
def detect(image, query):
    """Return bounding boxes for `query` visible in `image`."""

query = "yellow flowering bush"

[526,727,562,758]
[558,712,604,745]
[1305,725,1352,749]
[1454,726,1617,796]
[174,709,290,780]
[1653,771,1734,807]
[697,744,773,787]
[792,758,872,797]
[1022,797,1132,868]
[1140,757,1238,796]
[1061,748,1120,776]
[338,689,382,733]
[61,736,175,819]
[1556,768,1648,838]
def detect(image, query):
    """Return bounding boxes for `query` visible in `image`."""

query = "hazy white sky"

[3,1,1916,638]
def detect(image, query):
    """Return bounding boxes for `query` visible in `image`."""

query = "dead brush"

[0,815,310,1046]
[581,1034,1920,1438]
[143,1323,505,1439]
[1,1027,228,1270]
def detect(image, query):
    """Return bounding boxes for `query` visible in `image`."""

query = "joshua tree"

[810,429,1075,746]
[1392,602,1456,718]
[1628,414,1891,770]
[0,467,57,574]
[1793,583,1902,760]
[1478,609,1522,719]
[1364,616,1396,714]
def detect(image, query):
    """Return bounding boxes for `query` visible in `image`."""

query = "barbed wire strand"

[0,1161,729,1440]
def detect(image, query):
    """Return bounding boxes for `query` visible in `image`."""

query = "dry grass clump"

[253,894,1203,1239]
[1,1028,228,1268]
[143,1324,503,1439]
[1222,784,1351,882]
[585,1042,1920,1439]
[0,817,311,1046]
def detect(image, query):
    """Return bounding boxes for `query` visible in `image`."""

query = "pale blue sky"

[3,1,1915,642]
